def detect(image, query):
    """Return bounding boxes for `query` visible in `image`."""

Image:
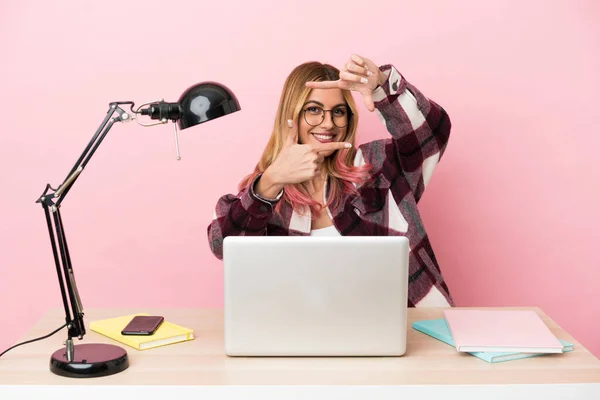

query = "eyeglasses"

[301,105,351,128]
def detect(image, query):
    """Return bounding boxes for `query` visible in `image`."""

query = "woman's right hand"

[255,119,352,198]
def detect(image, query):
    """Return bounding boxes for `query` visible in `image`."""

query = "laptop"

[223,235,409,356]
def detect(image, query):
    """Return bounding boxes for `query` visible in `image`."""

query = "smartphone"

[121,315,164,335]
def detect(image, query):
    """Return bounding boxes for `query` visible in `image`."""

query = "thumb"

[283,119,298,147]
[363,93,375,112]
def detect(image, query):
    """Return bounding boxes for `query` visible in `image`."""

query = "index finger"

[313,141,353,153]
[351,54,366,67]
[305,80,342,89]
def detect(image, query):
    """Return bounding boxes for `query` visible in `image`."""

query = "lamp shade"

[177,82,241,130]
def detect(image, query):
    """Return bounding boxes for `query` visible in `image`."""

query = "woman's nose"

[320,110,335,127]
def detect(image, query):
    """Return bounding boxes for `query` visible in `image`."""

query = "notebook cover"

[442,309,564,353]
[90,313,194,350]
[412,318,573,363]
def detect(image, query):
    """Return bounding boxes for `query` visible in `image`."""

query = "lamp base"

[50,343,129,378]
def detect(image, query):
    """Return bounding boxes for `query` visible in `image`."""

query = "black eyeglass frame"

[301,106,353,128]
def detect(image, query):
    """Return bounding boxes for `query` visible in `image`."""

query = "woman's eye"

[307,106,321,114]
[333,108,347,116]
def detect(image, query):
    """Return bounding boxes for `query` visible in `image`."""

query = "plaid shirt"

[208,64,454,307]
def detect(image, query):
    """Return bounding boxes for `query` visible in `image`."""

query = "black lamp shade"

[177,82,241,130]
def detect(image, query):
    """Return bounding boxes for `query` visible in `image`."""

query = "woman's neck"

[304,174,327,197]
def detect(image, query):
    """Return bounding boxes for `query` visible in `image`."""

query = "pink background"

[1,0,599,359]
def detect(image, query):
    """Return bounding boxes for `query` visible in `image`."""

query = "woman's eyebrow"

[303,100,347,108]
[303,100,324,107]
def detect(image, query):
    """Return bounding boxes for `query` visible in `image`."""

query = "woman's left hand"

[306,54,386,112]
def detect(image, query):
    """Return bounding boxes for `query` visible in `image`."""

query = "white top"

[310,225,341,236]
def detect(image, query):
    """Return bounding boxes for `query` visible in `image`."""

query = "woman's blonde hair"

[240,61,371,217]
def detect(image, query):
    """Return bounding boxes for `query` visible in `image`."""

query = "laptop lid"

[223,236,409,356]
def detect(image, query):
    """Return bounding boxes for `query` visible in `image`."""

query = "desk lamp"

[35,82,240,378]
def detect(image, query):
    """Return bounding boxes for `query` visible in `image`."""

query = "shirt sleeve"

[206,173,282,260]
[369,64,451,202]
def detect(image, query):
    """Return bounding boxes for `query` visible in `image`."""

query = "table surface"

[1,307,599,386]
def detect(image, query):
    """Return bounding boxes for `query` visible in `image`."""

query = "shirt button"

[259,205,269,213]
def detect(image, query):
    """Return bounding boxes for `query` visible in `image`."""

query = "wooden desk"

[1,307,599,399]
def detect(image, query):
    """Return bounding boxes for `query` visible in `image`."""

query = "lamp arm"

[35,102,134,353]
[54,102,134,205]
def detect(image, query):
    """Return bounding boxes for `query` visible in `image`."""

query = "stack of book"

[412,309,573,363]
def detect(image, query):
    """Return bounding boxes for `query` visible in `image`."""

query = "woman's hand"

[256,120,352,198]
[305,54,386,112]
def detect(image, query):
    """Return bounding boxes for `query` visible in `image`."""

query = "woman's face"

[298,88,349,158]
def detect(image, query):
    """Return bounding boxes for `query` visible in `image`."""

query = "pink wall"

[1,0,598,359]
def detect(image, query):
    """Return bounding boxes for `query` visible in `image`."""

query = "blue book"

[412,318,574,363]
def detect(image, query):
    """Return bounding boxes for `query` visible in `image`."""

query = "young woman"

[207,54,453,307]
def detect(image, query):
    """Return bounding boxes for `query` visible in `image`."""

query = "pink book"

[443,309,564,354]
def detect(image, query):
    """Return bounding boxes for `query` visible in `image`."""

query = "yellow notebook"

[90,313,194,350]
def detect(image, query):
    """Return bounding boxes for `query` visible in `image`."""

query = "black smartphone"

[121,315,164,335]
